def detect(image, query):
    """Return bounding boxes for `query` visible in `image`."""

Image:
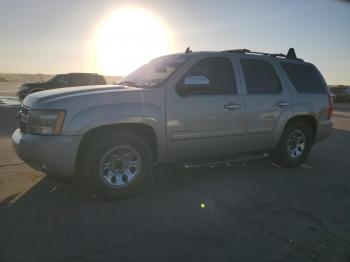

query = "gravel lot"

[0,103,349,262]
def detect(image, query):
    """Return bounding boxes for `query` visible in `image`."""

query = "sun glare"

[95,7,172,76]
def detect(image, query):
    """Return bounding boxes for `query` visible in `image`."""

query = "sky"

[0,0,349,84]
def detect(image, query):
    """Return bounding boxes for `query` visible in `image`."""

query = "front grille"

[18,106,30,133]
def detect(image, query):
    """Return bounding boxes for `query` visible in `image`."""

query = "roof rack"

[223,48,303,61]
[185,47,192,54]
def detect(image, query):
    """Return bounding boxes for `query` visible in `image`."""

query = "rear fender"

[272,103,317,147]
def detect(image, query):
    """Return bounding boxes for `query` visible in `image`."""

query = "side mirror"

[177,75,210,96]
[184,75,210,87]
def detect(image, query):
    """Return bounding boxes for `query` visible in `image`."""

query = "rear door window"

[241,59,281,94]
[70,75,87,86]
[94,75,106,85]
[85,75,96,85]
[281,63,326,93]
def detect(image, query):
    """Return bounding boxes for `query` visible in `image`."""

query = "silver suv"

[12,48,333,198]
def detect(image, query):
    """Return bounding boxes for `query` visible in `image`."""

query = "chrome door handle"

[275,100,289,108]
[224,103,241,111]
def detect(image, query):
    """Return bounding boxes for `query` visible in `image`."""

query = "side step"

[183,153,269,169]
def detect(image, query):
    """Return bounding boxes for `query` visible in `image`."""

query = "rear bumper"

[12,129,82,177]
[314,120,333,143]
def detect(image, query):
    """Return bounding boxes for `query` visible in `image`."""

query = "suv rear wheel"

[271,121,312,167]
[78,132,153,198]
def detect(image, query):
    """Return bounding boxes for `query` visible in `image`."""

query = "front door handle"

[275,100,289,108]
[224,102,241,111]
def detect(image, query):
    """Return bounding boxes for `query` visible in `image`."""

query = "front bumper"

[12,129,82,177]
[314,120,333,143]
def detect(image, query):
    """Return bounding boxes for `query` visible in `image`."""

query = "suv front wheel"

[271,121,313,167]
[78,132,153,198]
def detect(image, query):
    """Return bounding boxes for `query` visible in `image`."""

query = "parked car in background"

[329,91,336,101]
[329,85,350,102]
[17,73,106,99]
[13,48,333,198]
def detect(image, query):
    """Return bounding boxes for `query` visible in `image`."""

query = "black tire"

[271,121,313,167]
[77,132,153,199]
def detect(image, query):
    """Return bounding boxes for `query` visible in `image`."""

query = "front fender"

[63,103,165,159]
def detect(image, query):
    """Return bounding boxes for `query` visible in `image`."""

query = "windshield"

[47,75,60,83]
[118,55,188,88]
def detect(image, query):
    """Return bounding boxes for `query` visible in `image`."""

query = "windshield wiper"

[117,81,140,87]
[143,79,162,87]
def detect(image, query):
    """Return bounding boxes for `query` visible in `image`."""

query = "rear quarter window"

[95,75,107,85]
[281,63,327,93]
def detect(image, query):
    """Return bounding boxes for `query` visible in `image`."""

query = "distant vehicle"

[329,85,350,95]
[330,91,336,100]
[329,85,350,102]
[13,48,333,198]
[17,73,106,99]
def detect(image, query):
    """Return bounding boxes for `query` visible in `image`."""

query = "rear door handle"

[224,102,241,111]
[275,100,289,108]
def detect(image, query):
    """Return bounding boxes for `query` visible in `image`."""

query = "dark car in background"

[329,85,350,102]
[17,73,106,99]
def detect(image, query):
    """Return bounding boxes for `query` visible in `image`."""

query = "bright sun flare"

[95,7,172,76]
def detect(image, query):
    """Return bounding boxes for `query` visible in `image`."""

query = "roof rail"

[224,49,251,53]
[223,48,303,61]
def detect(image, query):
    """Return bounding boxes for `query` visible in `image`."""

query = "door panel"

[245,94,287,134]
[167,95,245,160]
[240,58,290,151]
[165,55,245,161]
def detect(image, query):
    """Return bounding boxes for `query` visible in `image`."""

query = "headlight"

[28,110,66,135]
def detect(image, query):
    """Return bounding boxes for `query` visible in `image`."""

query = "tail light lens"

[327,93,333,119]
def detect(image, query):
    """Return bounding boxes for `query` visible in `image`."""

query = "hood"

[22,84,150,109]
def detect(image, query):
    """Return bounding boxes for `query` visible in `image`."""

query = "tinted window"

[181,57,237,95]
[53,75,69,86]
[281,63,326,93]
[67,75,82,86]
[94,75,106,85]
[241,59,281,94]
[70,74,93,86]
[84,75,94,85]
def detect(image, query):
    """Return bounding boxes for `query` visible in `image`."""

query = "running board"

[183,153,269,169]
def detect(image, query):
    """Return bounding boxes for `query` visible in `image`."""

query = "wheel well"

[76,123,158,172]
[285,115,317,142]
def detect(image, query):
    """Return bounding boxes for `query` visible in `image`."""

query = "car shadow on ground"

[2,132,350,262]
[1,106,350,261]
[1,126,350,209]
[0,162,251,206]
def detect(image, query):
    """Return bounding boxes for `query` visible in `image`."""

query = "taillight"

[327,93,333,119]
